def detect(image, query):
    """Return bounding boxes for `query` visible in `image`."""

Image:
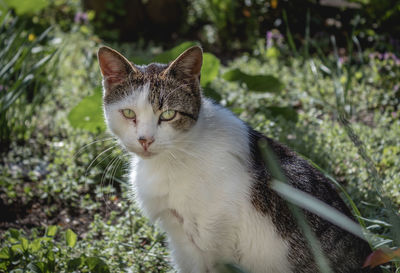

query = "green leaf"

[86,257,110,273]
[27,262,44,273]
[0,261,8,271]
[263,106,298,122]
[67,87,106,133]
[9,228,20,239]
[0,247,10,259]
[4,0,49,15]
[46,225,57,237]
[86,257,100,270]
[11,244,23,254]
[30,238,41,252]
[203,84,222,102]
[222,68,284,93]
[131,56,152,66]
[47,249,55,262]
[65,229,77,248]
[20,237,28,251]
[200,53,220,87]
[67,256,84,271]
[153,41,198,63]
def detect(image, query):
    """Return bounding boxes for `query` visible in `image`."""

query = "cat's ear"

[97,46,140,89]
[162,46,203,81]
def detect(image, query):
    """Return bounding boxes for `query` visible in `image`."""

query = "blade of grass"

[300,154,366,228]
[0,47,23,79]
[282,9,298,56]
[259,139,333,273]
[303,9,310,60]
[270,179,365,239]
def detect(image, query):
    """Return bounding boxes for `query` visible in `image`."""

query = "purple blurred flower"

[74,11,88,24]
[0,85,3,92]
[368,52,382,60]
[266,29,284,48]
[369,51,400,65]
[384,52,394,60]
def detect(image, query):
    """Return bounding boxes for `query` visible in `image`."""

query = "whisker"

[108,155,123,207]
[84,144,118,178]
[110,154,124,192]
[100,153,121,211]
[73,136,115,159]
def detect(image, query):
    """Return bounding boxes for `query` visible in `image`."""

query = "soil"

[0,189,121,238]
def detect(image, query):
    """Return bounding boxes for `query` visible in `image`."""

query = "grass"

[1,14,400,272]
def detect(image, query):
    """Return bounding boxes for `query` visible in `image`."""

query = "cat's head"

[98,45,203,158]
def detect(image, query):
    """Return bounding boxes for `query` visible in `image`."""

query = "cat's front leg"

[167,232,210,273]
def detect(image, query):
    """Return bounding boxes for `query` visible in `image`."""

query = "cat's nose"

[138,136,154,150]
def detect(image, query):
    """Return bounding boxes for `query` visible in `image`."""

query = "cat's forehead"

[136,63,169,76]
[103,62,170,105]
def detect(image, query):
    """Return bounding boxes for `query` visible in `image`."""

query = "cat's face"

[98,46,203,158]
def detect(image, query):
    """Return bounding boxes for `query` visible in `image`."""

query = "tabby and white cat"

[97,45,378,273]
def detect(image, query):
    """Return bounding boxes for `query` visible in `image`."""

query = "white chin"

[137,151,156,159]
[125,145,158,159]
[129,149,156,159]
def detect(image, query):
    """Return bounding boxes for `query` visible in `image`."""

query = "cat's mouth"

[138,150,156,158]
[124,144,158,158]
[128,148,156,158]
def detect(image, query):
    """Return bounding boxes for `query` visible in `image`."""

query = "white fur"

[104,87,292,273]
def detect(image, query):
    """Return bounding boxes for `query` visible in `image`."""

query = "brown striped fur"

[98,46,203,131]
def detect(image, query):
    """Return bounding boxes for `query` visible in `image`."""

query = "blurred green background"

[0,0,399,272]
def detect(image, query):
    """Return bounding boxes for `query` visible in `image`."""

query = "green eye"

[121,109,136,119]
[160,110,176,121]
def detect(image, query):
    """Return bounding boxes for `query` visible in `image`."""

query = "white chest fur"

[129,100,291,273]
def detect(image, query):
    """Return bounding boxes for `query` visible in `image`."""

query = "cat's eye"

[121,109,136,119]
[160,110,176,122]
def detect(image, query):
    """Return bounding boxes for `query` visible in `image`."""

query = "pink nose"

[138,137,154,150]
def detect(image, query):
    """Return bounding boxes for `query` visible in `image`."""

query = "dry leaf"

[363,248,400,268]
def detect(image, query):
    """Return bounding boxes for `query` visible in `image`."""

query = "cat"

[97,45,379,273]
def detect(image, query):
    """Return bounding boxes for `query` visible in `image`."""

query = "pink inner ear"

[98,52,128,86]
[165,46,203,79]
[105,75,124,85]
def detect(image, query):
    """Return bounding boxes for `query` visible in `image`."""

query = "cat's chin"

[134,150,157,159]
[124,145,157,159]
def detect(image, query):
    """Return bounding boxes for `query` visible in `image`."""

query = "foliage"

[222,68,283,93]
[351,0,400,43]
[0,227,111,272]
[0,0,50,18]
[0,13,57,151]
[68,86,105,133]
[189,0,269,51]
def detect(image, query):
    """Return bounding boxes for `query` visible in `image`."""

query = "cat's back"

[248,129,379,273]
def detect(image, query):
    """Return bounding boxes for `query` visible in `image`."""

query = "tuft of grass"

[0,13,57,152]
